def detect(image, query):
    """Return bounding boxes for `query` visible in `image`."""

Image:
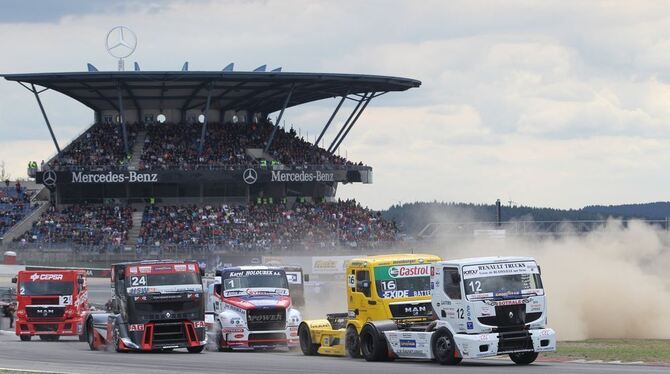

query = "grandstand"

[0,68,419,256]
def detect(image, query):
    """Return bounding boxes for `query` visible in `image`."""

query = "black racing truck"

[84,260,206,353]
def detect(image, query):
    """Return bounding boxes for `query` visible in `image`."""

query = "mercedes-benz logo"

[43,170,57,187]
[105,26,137,59]
[243,168,258,185]
[509,312,514,319]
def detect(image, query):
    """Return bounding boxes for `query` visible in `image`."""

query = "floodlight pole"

[27,84,62,157]
[198,83,213,156]
[327,93,368,153]
[330,92,374,155]
[315,90,349,147]
[117,83,129,156]
[264,84,294,154]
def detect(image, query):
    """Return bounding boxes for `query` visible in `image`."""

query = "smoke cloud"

[431,219,670,340]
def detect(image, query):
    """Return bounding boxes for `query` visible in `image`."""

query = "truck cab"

[85,260,207,353]
[206,266,303,351]
[13,270,88,341]
[362,256,557,365]
[298,253,441,357]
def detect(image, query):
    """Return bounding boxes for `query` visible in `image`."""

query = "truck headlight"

[229,317,243,325]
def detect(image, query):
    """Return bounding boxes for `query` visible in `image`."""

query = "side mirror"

[450,272,461,284]
[303,274,310,282]
[215,269,222,277]
[200,268,205,277]
[11,277,17,284]
[78,278,85,285]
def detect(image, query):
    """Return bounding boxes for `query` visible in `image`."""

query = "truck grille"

[389,302,433,319]
[497,330,534,353]
[152,322,187,344]
[28,297,59,305]
[247,308,286,331]
[477,304,542,331]
[35,324,59,332]
[26,306,65,318]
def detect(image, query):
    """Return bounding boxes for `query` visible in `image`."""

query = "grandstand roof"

[1,71,421,113]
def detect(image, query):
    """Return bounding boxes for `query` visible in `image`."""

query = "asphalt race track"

[0,334,667,374]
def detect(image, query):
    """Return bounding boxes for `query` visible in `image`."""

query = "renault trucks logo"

[243,168,258,184]
[30,273,64,281]
[388,265,431,278]
[43,170,57,186]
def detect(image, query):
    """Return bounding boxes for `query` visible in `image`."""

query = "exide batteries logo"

[30,273,64,281]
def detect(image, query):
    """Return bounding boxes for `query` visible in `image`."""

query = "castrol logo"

[388,265,431,278]
[29,273,64,281]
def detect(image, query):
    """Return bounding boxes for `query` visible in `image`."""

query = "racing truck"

[206,266,303,350]
[357,256,556,365]
[298,254,441,357]
[84,260,207,353]
[12,269,88,341]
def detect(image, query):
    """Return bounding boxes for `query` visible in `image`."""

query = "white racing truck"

[205,266,302,351]
[358,256,556,365]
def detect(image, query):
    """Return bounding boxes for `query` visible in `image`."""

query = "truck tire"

[359,324,389,362]
[19,335,31,342]
[431,328,462,365]
[298,323,318,356]
[87,319,101,350]
[187,345,205,353]
[112,324,123,353]
[345,325,361,358]
[509,351,538,365]
[216,331,232,352]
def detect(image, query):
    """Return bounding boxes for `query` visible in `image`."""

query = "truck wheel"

[298,323,318,356]
[187,345,205,353]
[19,335,31,342]
[345,325,361,358]
[432,328,462,365]
[216,331,232,352]
[509,351,539,365]
[359,324,389,362]
[112,325,123,353]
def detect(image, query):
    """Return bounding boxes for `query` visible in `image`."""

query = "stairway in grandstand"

[126,208,145,247]
[128,130,147,170]
[246,148,276,163]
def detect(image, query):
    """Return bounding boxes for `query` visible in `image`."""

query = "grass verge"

[544,339,670,364]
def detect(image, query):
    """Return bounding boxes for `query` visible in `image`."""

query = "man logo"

[43,170,57,187]
[243,168,258,185]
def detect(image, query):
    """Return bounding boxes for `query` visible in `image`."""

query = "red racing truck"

[12,270,88,341]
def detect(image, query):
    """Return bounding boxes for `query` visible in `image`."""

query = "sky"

[1,0,670,210]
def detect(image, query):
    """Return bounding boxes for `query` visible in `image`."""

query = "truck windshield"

[373,264,432,299]
[222,270,289,290]
[462,261,544,300]
[127,272,200,287]
[20,282,74,296]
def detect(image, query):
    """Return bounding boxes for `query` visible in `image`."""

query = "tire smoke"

[433,219,670,340]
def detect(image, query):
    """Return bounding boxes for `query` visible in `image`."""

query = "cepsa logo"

[388,265,431,278]
[29,273,64,281]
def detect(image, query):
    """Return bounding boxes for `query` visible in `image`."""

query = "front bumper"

[219,326,299,350]
[453,328,556,359]
[117,321,207,352]
[16,317,84,336]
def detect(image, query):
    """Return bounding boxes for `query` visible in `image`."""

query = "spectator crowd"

[16,204,133,250]
[46,120,362,171]
[137,199,396,252]
[13,200,396,252]
[0,183,35,237]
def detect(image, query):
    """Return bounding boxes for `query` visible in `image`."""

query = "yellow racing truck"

[298,254,441,357]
